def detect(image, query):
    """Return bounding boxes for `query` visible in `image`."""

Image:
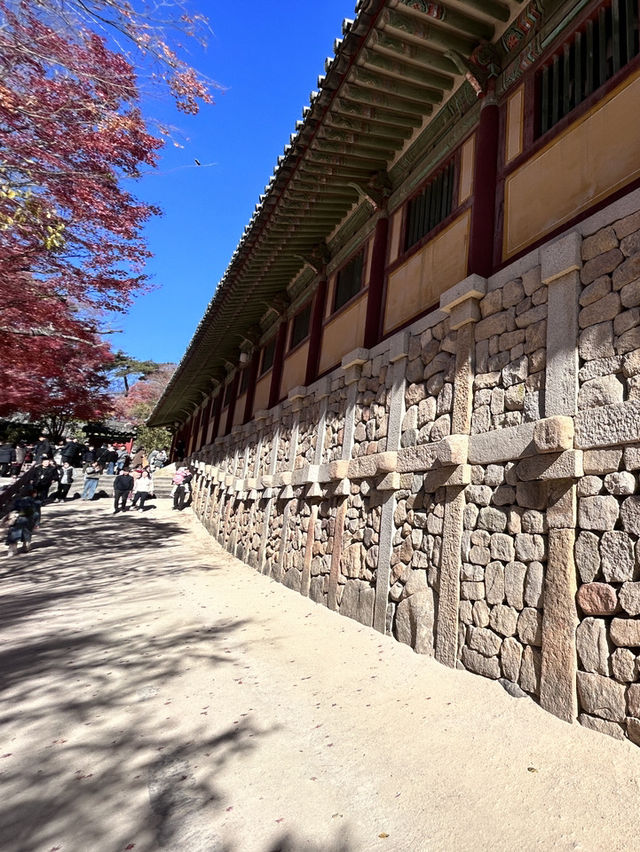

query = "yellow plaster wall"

[504,70,640,259]
[505,86,524,164]
[281,341,309,397]
[319,294,368,374]
[233,392,247,427]
[383,210,470,334]
[388,209,403,265]
[459,134,475,204]
[252,373,271,416]
[216,408,228,440]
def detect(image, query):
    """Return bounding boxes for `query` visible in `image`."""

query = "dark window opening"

[333,252,364,313]
[290,302,312,350]
[239,367,250,395]
[537,1,640,136]
[260,339,275,375]
[223,381,234,407]
[404,160,456,252]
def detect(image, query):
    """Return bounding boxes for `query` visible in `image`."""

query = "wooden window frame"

[332,250,365,315]
[288,300,312,352]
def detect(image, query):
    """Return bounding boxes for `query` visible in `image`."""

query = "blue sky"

[114,1,356,365]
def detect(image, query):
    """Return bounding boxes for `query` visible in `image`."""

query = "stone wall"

[188,198,640,747]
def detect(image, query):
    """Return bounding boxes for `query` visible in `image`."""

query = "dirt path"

[2,497,640,852]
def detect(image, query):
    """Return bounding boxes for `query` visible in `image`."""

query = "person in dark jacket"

[0,443,16,477]
[32,458,59,502]
[34,435,52,463]
[60,439,80,467]
[34,435,51,462]
[83,445,96,465]
[113,468,134,513]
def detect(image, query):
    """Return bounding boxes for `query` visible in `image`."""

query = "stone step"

[93,475,173,498]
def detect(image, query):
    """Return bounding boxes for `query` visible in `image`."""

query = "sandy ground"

[1,496,640,852]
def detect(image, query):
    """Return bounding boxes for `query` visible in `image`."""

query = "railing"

[538,0,640,136]
[404,160,456,252]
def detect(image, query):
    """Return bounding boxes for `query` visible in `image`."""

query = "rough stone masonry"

[188,201,640,748]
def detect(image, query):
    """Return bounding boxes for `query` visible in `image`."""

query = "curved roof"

[150,0,538,426]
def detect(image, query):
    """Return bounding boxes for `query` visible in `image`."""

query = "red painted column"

[211,391,224,443]
[305,278,328,386]
[268,320,288,409]
[243,351,260,424]
[364,214,389,349]
[224,371,241,436]
[192,408,203,453]
[467,89,500,278]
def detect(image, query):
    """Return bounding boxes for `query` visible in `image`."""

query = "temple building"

[150,0,640,743]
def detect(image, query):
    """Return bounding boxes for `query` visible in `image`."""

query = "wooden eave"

[150,0,549,427]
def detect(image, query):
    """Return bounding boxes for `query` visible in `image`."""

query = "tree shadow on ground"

[0,502,287,851]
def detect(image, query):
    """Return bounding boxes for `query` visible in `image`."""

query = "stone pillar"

[434,275,486,666]
[257,421,281,572]
[300,503,318,598]
[542,232,581,418]
[538,231,582,723]
[313,377,331,466]
[326,350,366,611]
[341,348,368,460]
[435,486,466,667]
[373,333,409,633]
[327,497,348,612]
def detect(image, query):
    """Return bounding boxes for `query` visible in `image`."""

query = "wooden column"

[211,390,223,443]
[305,278,328,387]
[224,371,240,436]
[268,321,288,409]
[243,351,260,424]
[364,214,389,349]
[467,90,499,278]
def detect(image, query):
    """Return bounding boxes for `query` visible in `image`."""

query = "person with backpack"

[113,467,134,514]
[172,465,192,511]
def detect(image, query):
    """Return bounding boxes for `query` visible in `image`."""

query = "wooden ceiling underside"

[151,0,539,425]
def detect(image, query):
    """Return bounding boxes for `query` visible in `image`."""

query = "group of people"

[1,434,177,555]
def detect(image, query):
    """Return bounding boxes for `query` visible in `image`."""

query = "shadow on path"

[0,502,287,851]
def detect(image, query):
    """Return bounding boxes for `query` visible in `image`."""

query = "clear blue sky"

[114,1,356,365]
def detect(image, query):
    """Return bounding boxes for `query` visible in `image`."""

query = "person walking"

[104,444,118,475]
[115,445,128,472]
[12,442,26,476]
[132,469,154,512]
[81,462,102,501]
[55,461,74,501]
[32,458,59,502]
[172,465,192,511]
[113,468,134,514]
[0,442,16,477]
[34,434,52,463]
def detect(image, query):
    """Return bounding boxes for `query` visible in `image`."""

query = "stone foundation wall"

[189,196,640,747]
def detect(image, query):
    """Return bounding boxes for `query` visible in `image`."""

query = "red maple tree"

[0,0,213,420]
